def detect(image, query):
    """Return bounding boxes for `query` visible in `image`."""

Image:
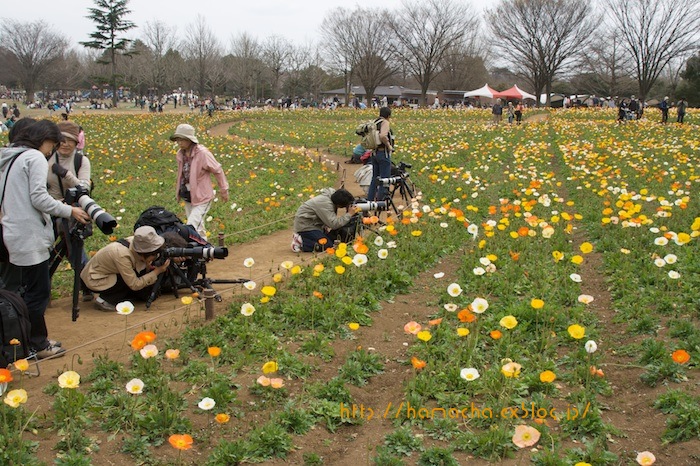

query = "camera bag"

[0,288,32,367]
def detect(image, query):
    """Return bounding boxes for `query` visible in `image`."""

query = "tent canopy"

[464,84,499,98]
[495,85,537,101]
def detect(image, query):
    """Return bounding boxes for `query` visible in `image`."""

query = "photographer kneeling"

[80,226,170,311]
[292,188,358,252]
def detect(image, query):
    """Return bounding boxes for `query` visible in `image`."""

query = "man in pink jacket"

[171,124,229,238]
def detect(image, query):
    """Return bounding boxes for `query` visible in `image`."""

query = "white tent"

[464,84,500,99]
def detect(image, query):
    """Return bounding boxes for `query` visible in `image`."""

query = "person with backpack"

[47,121,92,202]
[366,107,395,202]
[171,124,229,239]
[80,226,171,311]
[0,120,90,359]
[47,120,94,301]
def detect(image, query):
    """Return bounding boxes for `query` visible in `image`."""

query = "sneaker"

[94,297,116,312]
[35,344,66,360]
[82,291,94,302]
[49,339,62,347]
[291,233,303,253]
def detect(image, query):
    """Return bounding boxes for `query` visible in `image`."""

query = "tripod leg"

[69,237,84,321]
[145,273,167,309]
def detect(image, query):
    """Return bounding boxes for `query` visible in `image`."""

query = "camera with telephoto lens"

[64,186,117,234]
[378,161,413,186]
[353,200,388,212]
[158,246,229,264]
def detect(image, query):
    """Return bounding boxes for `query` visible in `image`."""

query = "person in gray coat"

[292,188,357,252]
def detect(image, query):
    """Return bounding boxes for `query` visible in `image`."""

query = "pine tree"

[80,0,136,107]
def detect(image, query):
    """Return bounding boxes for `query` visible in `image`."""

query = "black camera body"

[64,186,117,234]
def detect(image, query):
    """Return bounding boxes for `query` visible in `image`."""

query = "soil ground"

[14,111,700,465]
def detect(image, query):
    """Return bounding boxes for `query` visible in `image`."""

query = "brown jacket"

[80,237,161,291]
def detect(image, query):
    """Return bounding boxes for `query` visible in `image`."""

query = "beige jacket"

[81,237,161,291]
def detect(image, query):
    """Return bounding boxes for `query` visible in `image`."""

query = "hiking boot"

[35,344,66,360]
[94,297,116,312]
[49,339,62,347]
[82,291,94,302]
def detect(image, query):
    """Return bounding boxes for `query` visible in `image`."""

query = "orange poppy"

[131,331,157,350]
[354,242,369,254]
[313,291,324,299]
[589,366,604,377]
[326,247,336,255]
[401,218,411,225]
[411,356,426,370]
[517,226,530,237]
[672,349,690,364]
[0,368,13,383]
[318,238,328,245]
[429,318,443,326]
[168,434,194,450]
[207,346,221,357]
[509,251,520,261]
[457,309,476,323]
[490,330,503,340]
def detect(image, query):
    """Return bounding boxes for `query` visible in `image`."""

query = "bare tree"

[321,7,397,104]
[262,35,292,99]
[606,0,700,101]
[387,0,478,106]
[182,15,221,98]
[230,33,264,100]
[1,20,67,102]
[487,0,599,106]
[141,20,179,95]
[433,37,490,92]
[578,31,635,98]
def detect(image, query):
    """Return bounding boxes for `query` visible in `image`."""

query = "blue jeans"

[367,150,391,201]
[298,230,334,252]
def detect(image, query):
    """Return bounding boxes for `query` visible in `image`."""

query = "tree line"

[1,0,699,107]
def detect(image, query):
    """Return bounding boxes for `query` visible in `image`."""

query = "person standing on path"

[171,123,229,239]
[366,107,395,202]
[676,98,687,123]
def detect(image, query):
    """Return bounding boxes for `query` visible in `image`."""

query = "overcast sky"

[5,0,490,50]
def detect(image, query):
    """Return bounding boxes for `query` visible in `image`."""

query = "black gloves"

[52,163,68,178]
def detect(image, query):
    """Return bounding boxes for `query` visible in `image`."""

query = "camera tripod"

[49,219,91,321]
[145,257,247,309]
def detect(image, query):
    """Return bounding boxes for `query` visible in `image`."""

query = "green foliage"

[245,422,293,460]
[382,426,424,456]
[417,446,459,466]
[277,403,316,435]
[654,390,700,443]
[299,333,335,361]
[206,439,249,466]
[338,349,384,386]
[373,446,407,465]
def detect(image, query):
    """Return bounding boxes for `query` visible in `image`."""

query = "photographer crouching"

[292,188,358,252]
[80,226,171,311]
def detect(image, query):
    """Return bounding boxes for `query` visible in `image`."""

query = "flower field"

[2,108,699,465]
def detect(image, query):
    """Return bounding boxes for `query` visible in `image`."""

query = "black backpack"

[0,289,32,367]
[134,206,209,246]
